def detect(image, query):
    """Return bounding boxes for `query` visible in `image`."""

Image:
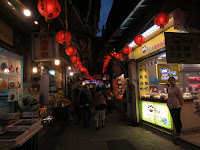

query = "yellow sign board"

[129,27,179,60]
[138,64,149,96]
[156,63,180,84]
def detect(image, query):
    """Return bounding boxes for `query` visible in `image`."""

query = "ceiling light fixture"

[24,9,31,16]
[7,1,12,6]
[33,67,38,73]
[55,59,60,65]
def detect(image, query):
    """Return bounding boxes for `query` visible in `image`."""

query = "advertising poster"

[15,75,22,89]
[8,75,15,89]
[18,83,39,111]
[0,74,8,95]
[15,60,21,74]
[0,55,8,74]
[8,89,18,102]
[8,58,15,74]
[156,63,180,84]
[0,47,23,100]
[141,101,173,130]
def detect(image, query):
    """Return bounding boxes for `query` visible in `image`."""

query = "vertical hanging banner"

[0,47,23,101]
[31,32,59,61]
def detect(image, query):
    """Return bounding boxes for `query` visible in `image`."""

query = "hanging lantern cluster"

[37,0,61,22]
[65,45,93,80]
[102,55,112,74]
[134,34,145,45]
[154,12,169,28]
[56,30,72,45]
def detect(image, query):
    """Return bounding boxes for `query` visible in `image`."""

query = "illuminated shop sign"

[141,40,165,55]
[141,101,173,130]
[157,64,180,84]
[129,27,179,60]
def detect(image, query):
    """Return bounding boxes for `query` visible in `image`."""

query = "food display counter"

[141,95,200,131]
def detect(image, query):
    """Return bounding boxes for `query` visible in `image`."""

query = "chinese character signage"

[31,32,59,61]
[129,27,180,60]
[157,63,180,84]
[141,101,173,130]
[165,32,200,64]
[0,47,23,101]
[138,64,149,97]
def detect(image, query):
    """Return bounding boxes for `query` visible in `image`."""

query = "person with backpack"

[79,85,91,128]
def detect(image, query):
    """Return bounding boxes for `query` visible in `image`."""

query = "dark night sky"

[96,0,113,37]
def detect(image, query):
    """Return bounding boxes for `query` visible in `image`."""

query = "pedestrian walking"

[94,87,107,130]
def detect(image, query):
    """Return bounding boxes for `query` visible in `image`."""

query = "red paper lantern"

[110,52,115,57]
[134,35,145,45]
[75,61,82,67]
[123,46,132,54]
[65,46,77,56]
[104,62,108,67]
[81,67,87,73]
[71,55,80,63]
[106,55,112,60]
[38,0,61,22]
[105,59,110,63]
[154,12,169,28]
[56,31,72,44]
[115,52,122,59]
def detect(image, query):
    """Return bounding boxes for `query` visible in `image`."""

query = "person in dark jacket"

[72,87,81,123]
[79,85,91,128]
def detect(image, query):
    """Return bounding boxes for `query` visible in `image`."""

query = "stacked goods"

[0,130,29,145]
[5,119,41,133]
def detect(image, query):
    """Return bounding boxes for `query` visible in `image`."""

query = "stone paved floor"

[38,111,187,150]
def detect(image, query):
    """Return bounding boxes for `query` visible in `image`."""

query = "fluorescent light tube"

[142,25,159,37]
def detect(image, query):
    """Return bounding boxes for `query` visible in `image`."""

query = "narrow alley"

[38,111,188,150]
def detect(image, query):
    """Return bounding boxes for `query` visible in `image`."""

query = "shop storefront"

[130,25,200,133]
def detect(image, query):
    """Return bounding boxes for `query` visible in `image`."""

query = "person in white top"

[167,77,184,137]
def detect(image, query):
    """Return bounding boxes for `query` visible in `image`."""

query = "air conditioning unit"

[180,64,200,71]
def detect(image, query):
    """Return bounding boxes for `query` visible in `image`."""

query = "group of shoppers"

[72,86,114,130]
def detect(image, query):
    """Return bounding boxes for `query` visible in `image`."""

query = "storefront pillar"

[127,60,140,125]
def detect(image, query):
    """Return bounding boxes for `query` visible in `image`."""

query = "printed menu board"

[0,47,23,101]
[156,63,180,84]
[165,32,200,64]
[141,101,173,130]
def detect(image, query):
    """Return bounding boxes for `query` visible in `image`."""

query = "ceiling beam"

[68,0,93,34]
[86,0,93,23]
